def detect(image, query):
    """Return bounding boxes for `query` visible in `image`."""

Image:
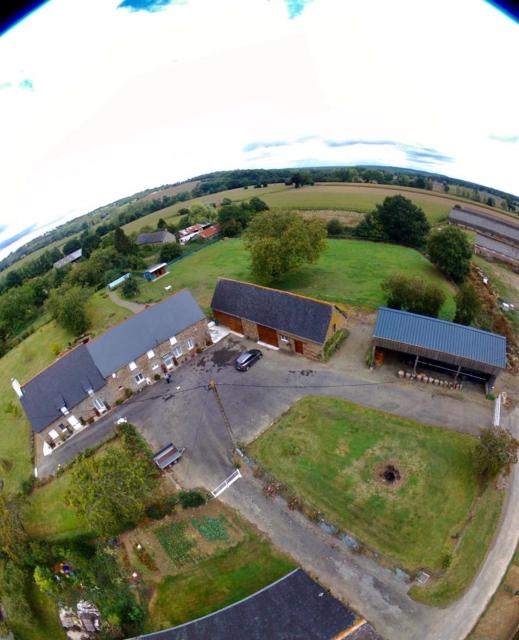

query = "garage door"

[257,324,278,346]
[214,310,243,334]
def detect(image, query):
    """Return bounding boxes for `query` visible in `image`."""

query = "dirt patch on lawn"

[376,462,405,489]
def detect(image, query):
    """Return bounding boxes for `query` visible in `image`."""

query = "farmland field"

[248,396,503,605]
[132,237,456,318]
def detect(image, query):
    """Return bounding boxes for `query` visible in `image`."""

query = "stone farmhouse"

[14,290,211,457]
[136,230,177,246]
[211,278,348,360]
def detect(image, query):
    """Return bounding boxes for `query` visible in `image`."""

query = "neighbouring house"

[107,273,131,290]
[371,306,507,389]
[178,223,204,245]
[210,278,348,360]
[144,262,168,281]
[14,289,211,457]
[53,248,83,269]
[199,223,221,240]
[136,230,177,246]
[138,569,382,640]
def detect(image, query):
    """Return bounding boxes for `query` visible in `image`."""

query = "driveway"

[38,334,495,482]
[35,336,517,640]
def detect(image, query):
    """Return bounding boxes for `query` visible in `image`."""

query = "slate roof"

[211,279,333,345]
[86,289,205,377]
[20,345,105,433]
[373,307,507,369]
[449,208,519,245]
[136,230,176,245]
[134,569,360,640]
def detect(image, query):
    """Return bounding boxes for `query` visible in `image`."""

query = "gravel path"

[107,289,145,313]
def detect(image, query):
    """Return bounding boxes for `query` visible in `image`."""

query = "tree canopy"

[474,427,519,484]
[375,195,430,247]
[244,210,326,283]
[382,274,446,318]
[47,285,91,335]
[427,226,473,283]
[65,433,157,536]
[454,282,481,325]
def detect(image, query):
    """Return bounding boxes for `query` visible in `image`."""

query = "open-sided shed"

[372,307,506,386]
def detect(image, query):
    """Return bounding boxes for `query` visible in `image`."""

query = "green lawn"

[147,534,295,631]
[132,238,456,318]
[23,470,91,541]
[0,292,131,494]
[10,582,66,640]
[248,397,502,603]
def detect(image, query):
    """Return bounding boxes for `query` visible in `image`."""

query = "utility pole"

[208,379,235,452]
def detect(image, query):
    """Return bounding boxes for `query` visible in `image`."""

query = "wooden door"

[257,324,278,346]
[294,339,304,354]
[214,311,243,334]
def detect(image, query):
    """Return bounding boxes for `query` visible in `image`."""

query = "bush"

[326,219,344,236]
[21,476,35,495]
[159,242,183,263]
[322,328,349,361]
[178,490,206,509]
[382,274,446,318]
[121,276,140,299]
[153,373,161,381]
[428,226,473,283]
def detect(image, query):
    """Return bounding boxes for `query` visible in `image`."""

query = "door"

[214,311,243,334]
[294,339,304,354]
[257,324,278,346]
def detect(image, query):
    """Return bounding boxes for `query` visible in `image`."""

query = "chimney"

[11,378,23,398]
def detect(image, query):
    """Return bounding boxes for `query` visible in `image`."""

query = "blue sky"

[0,0,517,258]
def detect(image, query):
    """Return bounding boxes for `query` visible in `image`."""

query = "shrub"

[178,490,206,509]
[121,276,140,299]
[153,373,161,381]
[124,388,133,399]
[326,219,344,236]
[21,476,35,495]
[4,400,21,418]
[159,242,183,263]
[382,274,446,318]
[322,328,349,361]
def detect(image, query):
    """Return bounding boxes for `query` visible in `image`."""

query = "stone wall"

[36,318,211,454]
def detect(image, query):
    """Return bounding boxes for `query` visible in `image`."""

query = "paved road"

[36,336,516,640]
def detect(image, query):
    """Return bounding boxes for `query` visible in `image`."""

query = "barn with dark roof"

[371,307,507,388]
[211,278,348,360]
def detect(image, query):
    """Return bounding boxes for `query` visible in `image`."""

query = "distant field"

[132,237,456,318]
[249,396,502,604]
[0,291,131,494]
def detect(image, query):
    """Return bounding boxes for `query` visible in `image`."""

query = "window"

[87,388,94,396]
[67,415,80,429]
[151,363,160,370]
[93,397,107,413]
[49,429,59,440]
[147,349,155,359]
[173,345,183,358]
[135,372,145,384]
[60,406,69,416]
[280,335,289,344]
[187,337,194,350]
[163,355,174,369]
[129,361,137,371]
[169,336,177,345]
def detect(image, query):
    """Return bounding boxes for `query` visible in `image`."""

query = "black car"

[235,349,263,371]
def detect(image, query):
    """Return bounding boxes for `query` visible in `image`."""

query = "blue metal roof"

[373,307,506,369]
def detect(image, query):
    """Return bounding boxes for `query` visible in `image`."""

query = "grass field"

[11,583,66,640]
[23,470,91,541]
[248,397,502,604]
[135,502,295,631]
[0,292,131,494]
[132,238,456,318]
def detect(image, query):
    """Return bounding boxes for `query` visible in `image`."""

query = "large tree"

[374,195,430,247]
[113,227,134,255]
[382,274,446,318]
[244,210,326,283]
[454,282,481,325]
[428,226,473,283]
[475,427,519,484]
[65,445,156,536]
[47,285,91,335]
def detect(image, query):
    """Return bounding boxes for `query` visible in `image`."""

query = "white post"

[493,393,502,428]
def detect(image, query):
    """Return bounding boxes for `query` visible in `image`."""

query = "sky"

[0,0,518,259]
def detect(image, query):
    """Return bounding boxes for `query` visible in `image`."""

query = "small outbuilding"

[53,248,82,269]
[371,307,507,387]
[144,262,168,281]
[136,230,177,246]
[152,443,185,470]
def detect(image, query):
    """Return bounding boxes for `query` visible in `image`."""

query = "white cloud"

[0,0,518,258]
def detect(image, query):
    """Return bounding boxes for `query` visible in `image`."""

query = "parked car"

[235,349,262,371]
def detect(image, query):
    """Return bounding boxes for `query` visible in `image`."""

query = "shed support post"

[454,365,462,382]
[371,345,376,367]
[413,354,419,375]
